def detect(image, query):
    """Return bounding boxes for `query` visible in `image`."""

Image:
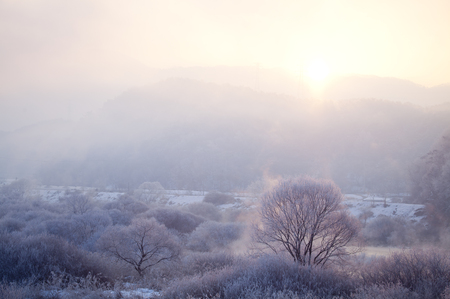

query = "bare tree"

[62,189,93,215]
[97,218,180,276]
[253,176,360,267]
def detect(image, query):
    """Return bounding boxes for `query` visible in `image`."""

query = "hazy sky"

[1,0,449,93]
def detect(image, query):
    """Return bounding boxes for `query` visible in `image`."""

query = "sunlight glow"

[306,59,330,82]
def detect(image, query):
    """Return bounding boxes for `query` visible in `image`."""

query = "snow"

[35,186,425,223]
[38,189,66,202]
[118,288,160,298]
[344,197,425,222]
[94,191,124,201]
[166,195,204,205]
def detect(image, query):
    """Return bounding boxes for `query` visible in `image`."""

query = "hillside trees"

[253,177,360,266]
[9,80,446,193]
[410,131,450,228]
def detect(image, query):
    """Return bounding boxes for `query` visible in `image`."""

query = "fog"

[1,77,449,194]
[2,1,450,297]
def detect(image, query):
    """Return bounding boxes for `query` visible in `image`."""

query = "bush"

[362,216,417,246]
[181,252,236,277]
[161,255,356,299]
[0,232,114,284]
[0,282,30,299]
[360,249,450,298]
[45,210,112,250]
[0,218,26,233]
[187,221,244,252]
[184,202,222,221]
[145,208,205,233]
[108,209,132,226]
[103,194,149,215]
[145,252,236,289]
[351,284,419,299]
[203,192,235,206]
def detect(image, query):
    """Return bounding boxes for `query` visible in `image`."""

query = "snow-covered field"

[35,186,425,223]
[343,196,425,223]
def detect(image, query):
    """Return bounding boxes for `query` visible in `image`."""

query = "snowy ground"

[35,186,425,223]
[343,195,425,223]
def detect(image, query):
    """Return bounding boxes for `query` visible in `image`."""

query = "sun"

[306,59,330,82]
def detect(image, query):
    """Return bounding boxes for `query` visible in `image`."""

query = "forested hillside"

[1,79,449,192]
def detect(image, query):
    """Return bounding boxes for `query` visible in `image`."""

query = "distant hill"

[1,66,449,132]
[322,75,450,106]
[1,79,450,192]
[146,67,450,106]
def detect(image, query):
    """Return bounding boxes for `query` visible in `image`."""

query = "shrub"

[0,282,28,299]
[351,284,419,299]
[0,232,114,284]
[362,216,417,246]
[45,210,112,250]
[360,249,450,298]
[203,192,235,206]
[103,194,149,215]
[145,251,236,289]
[145,208,205,233]
[187,221,244,252]
[162,255,356,299]
[0,218,26,233]
[181,252,236,277]
[108,209,132,226]
[184,202,222,221]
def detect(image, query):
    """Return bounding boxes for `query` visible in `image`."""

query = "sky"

[1,0,449,88]
[0,0,449,130]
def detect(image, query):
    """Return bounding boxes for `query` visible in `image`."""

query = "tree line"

[1,79,449,193]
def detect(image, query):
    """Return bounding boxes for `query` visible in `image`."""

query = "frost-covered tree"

[410,131,450,228]
[62,189,93,215]
[134,181,165,203]
[0,179,35,203]
[253,176,360,266]
[97,218,180,276]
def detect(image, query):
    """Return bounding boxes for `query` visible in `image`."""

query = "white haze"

[1,0,450,131]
